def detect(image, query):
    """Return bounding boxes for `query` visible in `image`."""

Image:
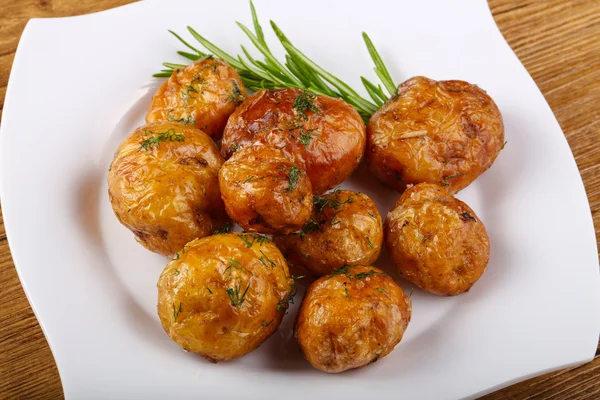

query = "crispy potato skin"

[274,191,383,277]
[146,58,247,140]
[108,122,229,257]
[221,88,366,194]
[385,183,490,296]
[157,233,293,362]
[219,146,313,234]
[367,76,504,194]
[296,265,411,373]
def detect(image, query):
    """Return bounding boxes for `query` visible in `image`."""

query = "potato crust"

[147,58,247,139]
[367,76,504,194]
[108,122,229,257]
[157,233,293,362]
[274,190,383,277]
[219,145,313,234]
[385,183,490,295]
[296,265,411,373]
[221,88,366,194]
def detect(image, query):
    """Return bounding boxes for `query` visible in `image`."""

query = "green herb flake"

[330,265,351,276]
[293,91,319,119]
[213,222,233,235]
[285,165,302,192]
[223,258,252,281]
[237,233,256,248]
[443,173,464,180]
[173,302,182,320]
[354,269,380,280]
[344,287,350,299]
[439,181,450,187]
[140,128,184,150]
[173,269,181,276]
[375,287,387,293]
[262,319,273,327]
[366,236,374,249]
[226,281,250,307]
[229,80,245,105]
[259,250,276,269]
[368,354,381,365]
[243,175,256,183]
[206,286,213,294]
[502,141,508,150]
[368,212,377,219]
[298,129,317,147]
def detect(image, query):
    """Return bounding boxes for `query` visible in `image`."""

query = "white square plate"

[1,0,599,399]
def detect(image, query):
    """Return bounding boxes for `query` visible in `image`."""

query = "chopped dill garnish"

[354,269,380,280]
[173,303,182,320]
[443,173,464,180]
[330,265,351,276]
[229,80,244,105]
[226,281,250,307]
[237,233,256,248]
[368,212,378,219]
[366,236,374,249]
[206,286,213,294]
[243,175,255,183]
[285,165,302,192]
[140,128,184,150]
[375,287,387,293]
[223,258,252,281]
[368,354,381,365]
[344,287,350,299]
[262,320,273,327]
[258,250,276,269]
[172,269,180,276]
[293,91,319,119]
[213,222,233,234]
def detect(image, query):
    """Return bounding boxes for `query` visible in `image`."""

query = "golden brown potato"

[386,183,490,296]
[108,122,229,257]
[367,76,504,194]
[295,265,411,373]
[221,88,366,194]
[157,233,294,362]
[219,146,313,234]
[274,190,383,277]
[147,57,247,140]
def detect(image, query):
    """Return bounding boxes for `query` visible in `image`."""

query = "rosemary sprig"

[154,1,397,122]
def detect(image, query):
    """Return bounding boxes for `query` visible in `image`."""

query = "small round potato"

[157,233,294,362]
[108,122,229,257]
[367,76,504,194]
[219,145,313,234]
[295,265,411,373]
[386,183,490,296]
[147,57,247,139]
[221,88,366,194]
[274,190,383,277]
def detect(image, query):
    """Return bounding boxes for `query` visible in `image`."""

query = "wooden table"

[0,0,598,398]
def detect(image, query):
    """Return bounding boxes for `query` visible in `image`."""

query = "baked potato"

[147,57,247,140]
[219,145,313,234]
[274,190,383,277]
[367,76,504,194]
[108,122,229,257]
[385,183,490,296]
[295,265,411,373]
[221,88,366,194]
[157,233,294,362]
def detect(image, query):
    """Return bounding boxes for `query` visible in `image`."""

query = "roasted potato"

[108,122,229,257]
[219,145,313,234]
[386,183,490,296]
[295,265,411,373]
[274,190,383,277]
[157,233,294,362]
[147,57,247,140]
[367,76,504,194]
[221,88,366,194]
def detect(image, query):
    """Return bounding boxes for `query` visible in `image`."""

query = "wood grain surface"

[0,0,598,398]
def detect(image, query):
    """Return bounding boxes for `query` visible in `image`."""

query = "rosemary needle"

[154,0,397,122]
